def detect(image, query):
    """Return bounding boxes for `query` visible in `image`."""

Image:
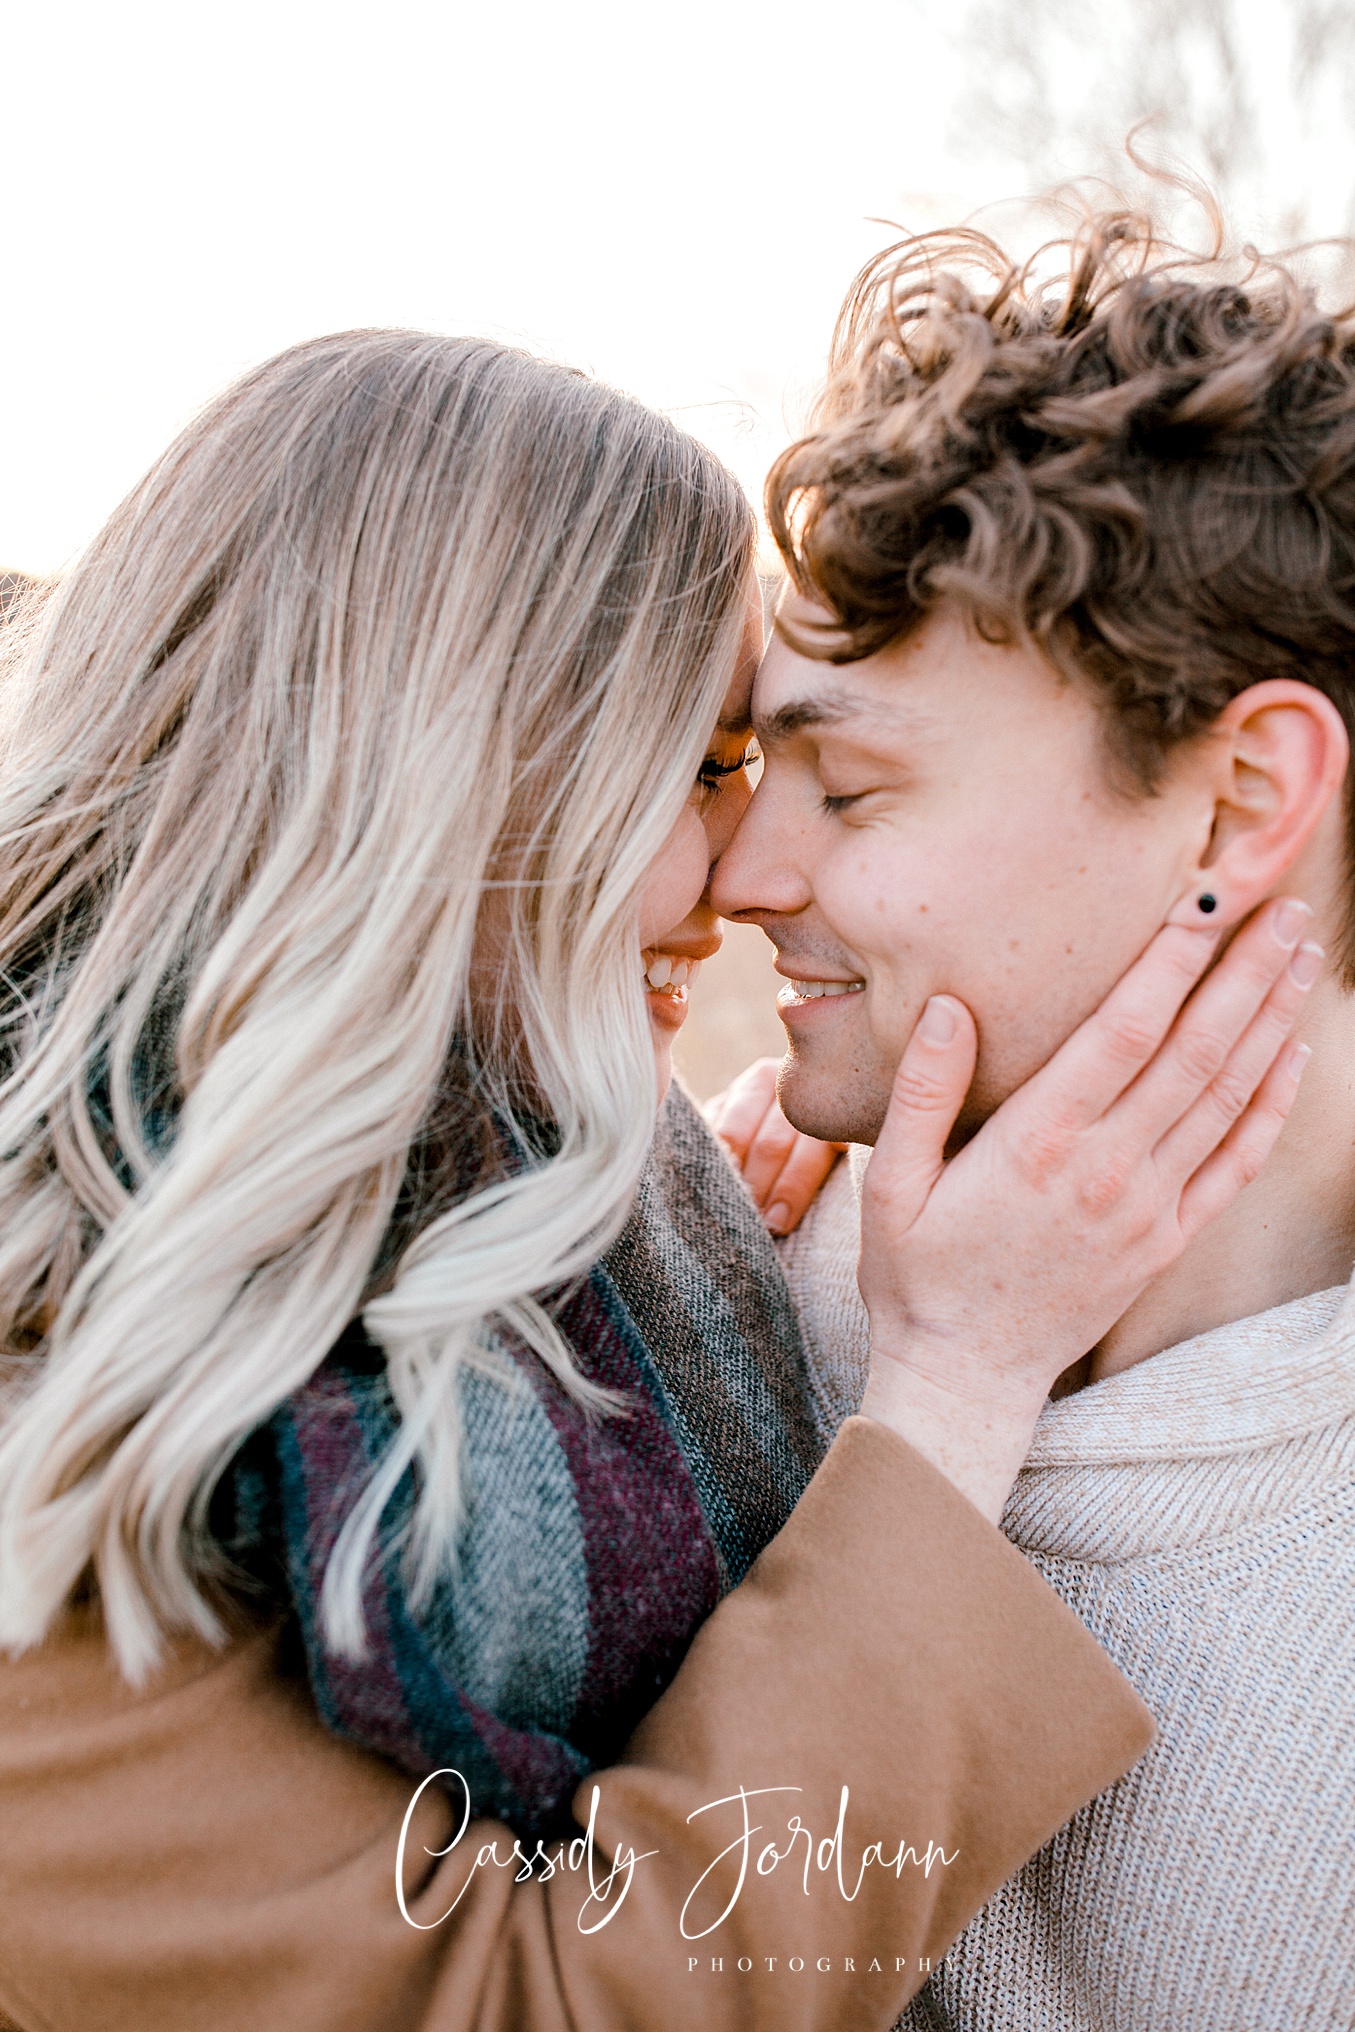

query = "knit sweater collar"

[1026,1273,1355,1467]
[1001,1277,1355,1565]
[842,1141,1355,1467]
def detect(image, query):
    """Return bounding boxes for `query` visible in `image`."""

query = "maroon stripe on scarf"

[539,1275,722,1761]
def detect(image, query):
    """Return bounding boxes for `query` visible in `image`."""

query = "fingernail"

[1288,942,1325,987]
[918,996,958,1044]
[764,1201,791,1234]
[1273,899,1313,946]
[1287,1042,1313,1083]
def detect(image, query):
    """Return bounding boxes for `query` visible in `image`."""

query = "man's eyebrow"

[752,693,854,743]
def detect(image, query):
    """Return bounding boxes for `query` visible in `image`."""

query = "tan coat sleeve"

[0,1418,1152,2032]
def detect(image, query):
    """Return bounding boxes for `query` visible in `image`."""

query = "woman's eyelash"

[821,792,858,813]
[697,748,757,785]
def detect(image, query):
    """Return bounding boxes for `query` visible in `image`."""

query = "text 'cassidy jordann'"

[396,1776,959,1939]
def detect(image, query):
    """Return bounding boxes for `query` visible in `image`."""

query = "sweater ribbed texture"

[778,1154,1355,2032]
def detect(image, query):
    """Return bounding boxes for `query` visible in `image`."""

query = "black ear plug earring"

[1198,893,1217,914]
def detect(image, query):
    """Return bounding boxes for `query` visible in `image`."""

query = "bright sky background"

[5,0,1354,573]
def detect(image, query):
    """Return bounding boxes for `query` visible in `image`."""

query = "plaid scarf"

[215,1085,822,1840]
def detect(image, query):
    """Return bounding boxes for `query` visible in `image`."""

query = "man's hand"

[703,1058,846,1235]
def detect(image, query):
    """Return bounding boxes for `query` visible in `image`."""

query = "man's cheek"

[863,969,929,1062]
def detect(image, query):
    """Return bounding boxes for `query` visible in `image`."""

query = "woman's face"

[639,576,763,1103]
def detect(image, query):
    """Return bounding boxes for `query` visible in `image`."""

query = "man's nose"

[709,777,813,922]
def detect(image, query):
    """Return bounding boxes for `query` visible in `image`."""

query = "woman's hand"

[704,1057,846,1234]
[859,899,1320,1520]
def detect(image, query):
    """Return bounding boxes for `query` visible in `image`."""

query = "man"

[712,214,1355,2030]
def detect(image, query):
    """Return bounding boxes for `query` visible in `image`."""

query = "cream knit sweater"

[778,1153,1355,2032]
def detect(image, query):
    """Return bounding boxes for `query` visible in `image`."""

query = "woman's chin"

[647,987,689,1106]
[646,984,690,1037]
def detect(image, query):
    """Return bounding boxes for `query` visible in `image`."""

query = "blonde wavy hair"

[0,331,755,1679]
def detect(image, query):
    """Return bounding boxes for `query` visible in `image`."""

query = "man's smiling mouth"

[777,977,866,1005]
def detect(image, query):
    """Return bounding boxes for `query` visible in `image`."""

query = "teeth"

[781,978,865,1001]
[643,954,700,994]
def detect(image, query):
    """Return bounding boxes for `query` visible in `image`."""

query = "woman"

[0,332,1310,2031]
[0,334,827,1843]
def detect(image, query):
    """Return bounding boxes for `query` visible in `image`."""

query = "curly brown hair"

[768,210,1355,837]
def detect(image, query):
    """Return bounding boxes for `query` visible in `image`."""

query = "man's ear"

[1165,680,1349,928]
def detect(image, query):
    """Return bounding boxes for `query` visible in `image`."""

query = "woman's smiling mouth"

[643,949,703,1032]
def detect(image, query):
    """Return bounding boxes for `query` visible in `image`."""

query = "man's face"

[711,601,1208,1145]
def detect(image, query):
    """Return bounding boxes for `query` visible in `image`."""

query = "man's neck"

[1088,976,1355,1386]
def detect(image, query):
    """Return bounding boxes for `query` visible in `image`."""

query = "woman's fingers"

[866,995,978,1234]
[703,1056,843,1227]
[1014,920,1223,1137]
[1147,939,1321,1187]
[1105,900,1313,1151]
[736,1097,804,1210]
[1175,1040,1311,1244]
[702,1057,781,1170]
[759,1133,846,1236]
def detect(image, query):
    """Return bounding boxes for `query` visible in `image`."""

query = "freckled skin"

[712,604,1211,1148]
